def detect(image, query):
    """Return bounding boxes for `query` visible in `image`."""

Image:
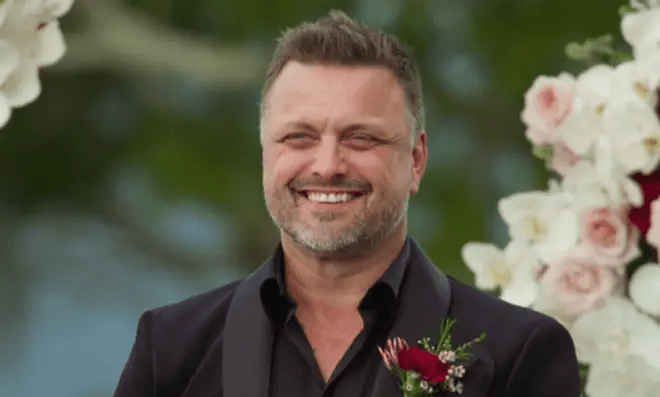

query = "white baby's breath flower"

[629,264,660,318]
[498,191,579,264]
[570,297,660,370]
[452,365,466,378]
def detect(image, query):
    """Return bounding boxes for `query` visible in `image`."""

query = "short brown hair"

[260,10,425,146]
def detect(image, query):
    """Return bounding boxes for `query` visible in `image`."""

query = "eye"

[352,134,372,140]
[285,132,310,140]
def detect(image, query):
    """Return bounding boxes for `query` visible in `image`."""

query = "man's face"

[261,61,427,257]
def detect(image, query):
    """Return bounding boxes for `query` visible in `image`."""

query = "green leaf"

[532,144,554,161]
[610,50,634,66]
[618,4,636,16]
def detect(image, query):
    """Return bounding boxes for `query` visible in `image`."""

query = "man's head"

[260,11,428,258]
[260,10,425,146]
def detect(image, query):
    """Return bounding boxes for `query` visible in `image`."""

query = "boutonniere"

[378,318,486,396]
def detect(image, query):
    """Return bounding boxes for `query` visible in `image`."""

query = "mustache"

[289,177,370,192]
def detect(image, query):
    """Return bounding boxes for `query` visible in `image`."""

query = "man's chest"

[296,310,365,382]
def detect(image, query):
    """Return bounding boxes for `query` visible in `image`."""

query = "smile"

[292,189,365,204]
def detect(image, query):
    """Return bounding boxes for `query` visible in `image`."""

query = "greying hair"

[259,10,425,147]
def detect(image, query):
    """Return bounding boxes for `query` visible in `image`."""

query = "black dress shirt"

[259,238,411,397]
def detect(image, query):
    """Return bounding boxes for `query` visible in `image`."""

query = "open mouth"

[292,189,366,204]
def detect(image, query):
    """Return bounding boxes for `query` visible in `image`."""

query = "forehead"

[264,61,407,127]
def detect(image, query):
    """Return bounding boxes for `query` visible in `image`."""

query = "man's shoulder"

[149,277,245,332]
[446,275,565,346]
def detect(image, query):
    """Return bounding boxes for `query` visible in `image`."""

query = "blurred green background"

[0,0,629,395]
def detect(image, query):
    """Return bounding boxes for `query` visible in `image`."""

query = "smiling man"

[115,11,580,397]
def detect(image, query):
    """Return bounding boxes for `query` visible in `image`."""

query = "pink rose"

[521,73,576,145]
[646,198,660,251]
[579,206,640,269]
[534,248,624,323]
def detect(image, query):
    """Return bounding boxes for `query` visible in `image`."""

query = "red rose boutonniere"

[378,319,486,396]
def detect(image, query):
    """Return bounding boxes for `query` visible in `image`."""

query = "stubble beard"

[265,187,409,257]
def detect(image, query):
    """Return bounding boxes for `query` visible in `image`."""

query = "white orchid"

[611,61,660,109]
[0,38,20,128]
[498,191,579,263]
[585,353,660,397]
[570,297,660,370]
[629,264,660,318]
[601,96,660,175]
[561,159,643,209]
[574,64,616,113]
[461,240,541,307]
[0,0,75,128]
[621,6,660,52]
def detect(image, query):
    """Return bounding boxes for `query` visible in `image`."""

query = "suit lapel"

[220,238,494,397]
[370,239,494,397]
[222,257,275,397]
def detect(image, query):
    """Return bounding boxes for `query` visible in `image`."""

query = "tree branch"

[52,0,270,89]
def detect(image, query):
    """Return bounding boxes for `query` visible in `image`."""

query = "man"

[114,10,580,397]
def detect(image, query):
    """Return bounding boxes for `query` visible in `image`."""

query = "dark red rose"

[396,345,450,383]
[629,171,660,236]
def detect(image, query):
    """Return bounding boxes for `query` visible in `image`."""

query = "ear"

[410,130,428,195]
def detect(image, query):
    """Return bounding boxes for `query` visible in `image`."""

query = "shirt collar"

[260,236,412,324]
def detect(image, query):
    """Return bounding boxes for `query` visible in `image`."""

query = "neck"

[281,226,407,312]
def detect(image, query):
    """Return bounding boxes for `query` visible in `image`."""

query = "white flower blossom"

[498,191,579,264]
[560,159,643,209]
[570,297,660,370]
[629,264,660,318]
[0,0,75,128]
[585,353,660,397]
[462,239,541,307]
[574,64,616,112]
[601,96,660,175]
[611,61,660,109]
[622,6,660,55]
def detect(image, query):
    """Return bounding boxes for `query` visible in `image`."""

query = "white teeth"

[307,192,358,203]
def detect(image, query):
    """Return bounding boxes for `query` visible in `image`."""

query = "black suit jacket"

[115,238,580,396]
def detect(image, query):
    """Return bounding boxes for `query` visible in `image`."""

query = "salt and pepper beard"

[264,183,410,259]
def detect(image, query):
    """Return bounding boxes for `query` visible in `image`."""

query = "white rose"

[498,190,579,263]
[629,264,660,318]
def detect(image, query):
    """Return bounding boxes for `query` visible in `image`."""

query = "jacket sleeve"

[114,311,155,397]
[504,318,581,396]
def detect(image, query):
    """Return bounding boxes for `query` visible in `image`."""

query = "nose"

[309,135,348,179]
